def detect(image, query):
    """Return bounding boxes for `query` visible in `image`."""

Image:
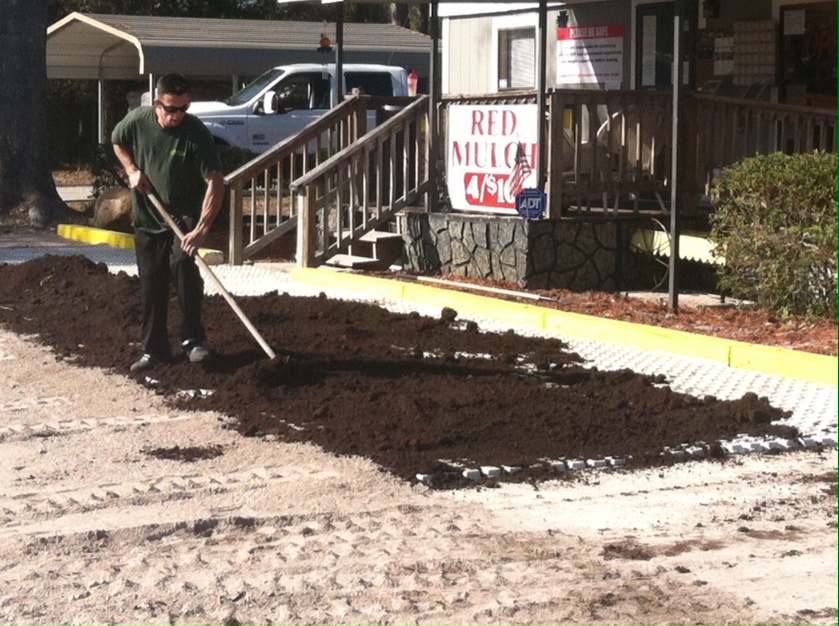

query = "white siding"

[444,16,494,95]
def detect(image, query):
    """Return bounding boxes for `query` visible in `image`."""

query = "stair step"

[337,230,402,243]
[325,254,386,270]
[358,231,403,243]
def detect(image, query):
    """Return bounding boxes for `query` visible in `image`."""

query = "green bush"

[216,145,258,175]
[89,144,128,197]
[709,151,837,318]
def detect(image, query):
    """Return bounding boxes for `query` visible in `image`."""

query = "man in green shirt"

[112,73,224,372]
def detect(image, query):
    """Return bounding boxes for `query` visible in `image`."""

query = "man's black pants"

[134,220,205,358]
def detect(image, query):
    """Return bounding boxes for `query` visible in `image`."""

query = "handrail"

[292,97,429,189]
[223,95,369,265]
[294,95,430,268]
[684,92,837,201]
[688,92,838,116]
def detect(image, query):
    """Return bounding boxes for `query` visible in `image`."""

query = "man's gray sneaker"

[186,341,211,363]
[130,353,163,372]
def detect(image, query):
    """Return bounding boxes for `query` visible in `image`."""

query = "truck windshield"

[225,69,286,106]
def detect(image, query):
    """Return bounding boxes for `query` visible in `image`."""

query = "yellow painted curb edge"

[58,224,134,249]
[291,267,837,387]
[57,224,223,264]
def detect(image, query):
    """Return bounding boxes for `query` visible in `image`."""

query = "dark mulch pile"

[0,255,798,487]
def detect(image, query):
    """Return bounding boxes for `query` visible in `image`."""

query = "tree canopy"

[47,0,406,27]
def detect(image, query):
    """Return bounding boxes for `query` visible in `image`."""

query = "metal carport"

[47,12,432,141]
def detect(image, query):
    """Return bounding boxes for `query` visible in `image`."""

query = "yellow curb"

[58,224,134,249]
[57,224,224,265]
[291,267,837,386]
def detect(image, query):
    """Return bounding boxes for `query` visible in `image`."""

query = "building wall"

[444,16,494,94]
[442,0,834,107]
[444,2,635,96]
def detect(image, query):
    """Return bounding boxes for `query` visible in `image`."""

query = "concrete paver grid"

[0,243,835,448]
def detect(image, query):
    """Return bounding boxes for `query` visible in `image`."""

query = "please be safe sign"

[515,188,546,219]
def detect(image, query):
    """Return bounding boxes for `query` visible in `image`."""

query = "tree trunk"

[0,0,73,227]
[390,3,409,27]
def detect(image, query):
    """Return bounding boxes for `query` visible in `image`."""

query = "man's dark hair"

[156,73,191,97]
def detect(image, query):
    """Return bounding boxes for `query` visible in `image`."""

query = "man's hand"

[181,226,208,258]
[181,171,224,257]
[127,169,153,194]
[113,143,152,194]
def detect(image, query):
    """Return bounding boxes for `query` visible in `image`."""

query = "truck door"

[248,72,331,150]
[344,71,398,132]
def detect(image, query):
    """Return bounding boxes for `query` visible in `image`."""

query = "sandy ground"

[0,327,836,626]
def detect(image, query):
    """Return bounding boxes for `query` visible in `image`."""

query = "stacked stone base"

[399,210,653,291]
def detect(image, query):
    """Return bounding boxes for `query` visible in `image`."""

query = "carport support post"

[97,79,105,144]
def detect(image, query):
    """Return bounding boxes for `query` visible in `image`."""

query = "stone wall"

[399,210,648,291]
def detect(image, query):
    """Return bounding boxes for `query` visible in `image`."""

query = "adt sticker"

[515,188,546,219]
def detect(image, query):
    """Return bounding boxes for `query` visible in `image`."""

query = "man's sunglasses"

[155,100,190,113]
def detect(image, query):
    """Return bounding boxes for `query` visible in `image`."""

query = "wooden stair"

[325,230,405,271]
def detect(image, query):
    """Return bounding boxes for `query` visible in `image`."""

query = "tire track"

[0,413,199,442]
[0,462,354,538]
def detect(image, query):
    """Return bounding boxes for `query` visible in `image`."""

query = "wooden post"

[297,187,318,268]
[228,180,243,265]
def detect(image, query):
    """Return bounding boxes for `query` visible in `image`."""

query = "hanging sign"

[557,23,625,86]
[447,104,538,214]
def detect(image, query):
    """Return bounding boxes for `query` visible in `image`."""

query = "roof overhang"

[48,13,145,79]
[47,12,432,81]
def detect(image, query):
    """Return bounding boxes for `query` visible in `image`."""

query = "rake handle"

[147,192,277,360]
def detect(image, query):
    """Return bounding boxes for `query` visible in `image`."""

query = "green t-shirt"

[111,107,221,233]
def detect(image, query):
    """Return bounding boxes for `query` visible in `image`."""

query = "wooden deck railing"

[547,89,673,215]
[224,95,425,265]
[684,93,837,198]
[292,95,430,268]
[224,95,371,265]
[228,90,837,265]
[439,89,837,218]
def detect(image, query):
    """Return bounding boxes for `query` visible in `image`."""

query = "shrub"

[709,151,837,318]
[89,145,128,197]
[216,145,258,175]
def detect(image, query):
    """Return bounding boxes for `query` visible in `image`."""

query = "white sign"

[784,10,806,36]
[713,36,734,77]
[557,23,625,85]
[447,104,538,214]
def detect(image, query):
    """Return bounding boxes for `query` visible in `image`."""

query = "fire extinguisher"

[407,69,418,97]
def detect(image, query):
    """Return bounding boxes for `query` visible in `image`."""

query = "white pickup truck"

[189,63,409,153]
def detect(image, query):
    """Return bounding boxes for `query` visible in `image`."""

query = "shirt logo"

[170,149,187,158]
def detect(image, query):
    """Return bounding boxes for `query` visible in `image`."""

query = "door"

[780,1,837,106]
[636,2,675,89]
[636,1,696,90]
[247,72,332,150]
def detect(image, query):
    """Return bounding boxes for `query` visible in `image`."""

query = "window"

[498,28,535,90]
[345,72,394,97]
[275,73,330,110]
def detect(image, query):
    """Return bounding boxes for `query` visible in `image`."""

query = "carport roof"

[47,12,432,80]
